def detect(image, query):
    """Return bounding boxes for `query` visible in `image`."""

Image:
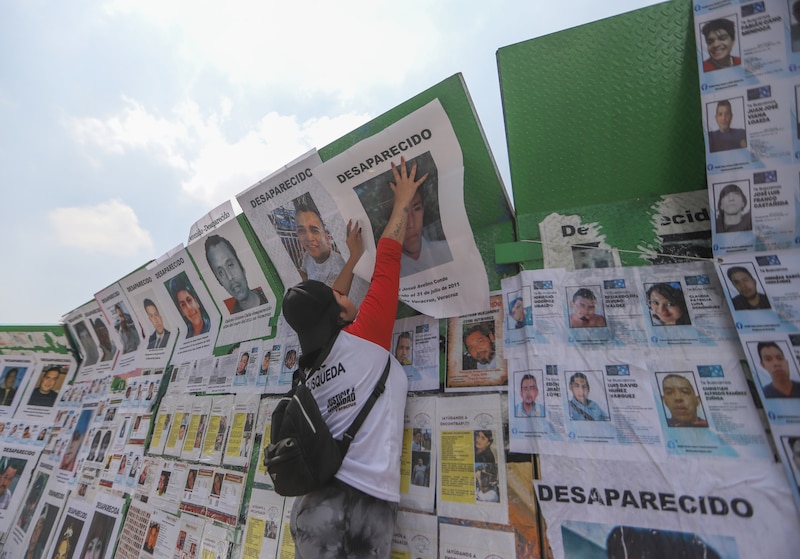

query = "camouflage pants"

[290,479,397,559]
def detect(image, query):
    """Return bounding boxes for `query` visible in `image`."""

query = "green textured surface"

[319,73,517,291]
[498,0,706,266]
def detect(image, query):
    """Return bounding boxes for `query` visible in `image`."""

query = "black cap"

[282,280,341,354]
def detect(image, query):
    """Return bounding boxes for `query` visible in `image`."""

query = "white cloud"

[103,0,440,99]
[48,199,154,256]
[66,97,372,206]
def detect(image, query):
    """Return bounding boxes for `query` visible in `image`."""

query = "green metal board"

[498,0,706,267]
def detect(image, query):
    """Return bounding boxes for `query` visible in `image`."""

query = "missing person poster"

[0,443,39,538]
[187,201,278,348]
[436,393,508,524]
[148,247,221,361]
[392,314,441,392]
[241,486,285,559]
[94,282,146,374]
[446,293,508,392]
[0,467,66,559]
[391,510,438,559]
[0,355,35,420]
[16,355,76,422]
[708,165,800,255]
[717,249,800,333]
[316,99,489,318]
[237,149,371,306]
[63,299,118,380]
[400,395,437,513]
[118,265,183,368]
[439,521,516,559]
[536,454,800,559]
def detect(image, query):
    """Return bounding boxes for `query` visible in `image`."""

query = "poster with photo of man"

[446,294,506,392]
[63,300,117,382]
[187,202,278,348]
[17,356,75,422]
[315,99,488,318]
[119,265,184,368]
[237,149,369,306]
[0,444,37,537]
[95,284,146,374]
[0,356,34,419]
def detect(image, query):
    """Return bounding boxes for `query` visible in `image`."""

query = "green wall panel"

[498,0,706,267]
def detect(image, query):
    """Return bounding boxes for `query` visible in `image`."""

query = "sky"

[0,0,662,324]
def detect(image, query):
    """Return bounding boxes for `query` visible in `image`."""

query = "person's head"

[0,460,19,494]
[204,235,251,303]
[509,297,525,323]
[284,349,297,369]
[413,430,422,445]
[474,430,493,452]
[646,283,688,326]
[178,423,186,438]
[295,205,332,264]
[714,99,733,133]
[463,324,496,365]
[39,366,61,394]
[702,18,736,66]
[661,374,701,425]
[571,288,599,322]
[726,266,757,299]
[520,374,538,408]
[82,530,105,559]
[114,303,126,322]
[395,332,413,365]
[403,188,426,260]
[758,342,790,383]
[92,319,112,348]
[62,429,83,468]
[75,321,94,344]
[98,430,111,460]
[570,372,591,405]
[148,382,155,397]
[3,368,18,389]
[186,469,196,488]
[718,183,747,216]
[54,535,71,559]
[146,524,159,548]
[282,280,355,355]
[237,352,249,374]
[168,275,207,334]
[261,351,271,370]
[158,472,168,492]
[143,298,165,336]
[213,473,223,492]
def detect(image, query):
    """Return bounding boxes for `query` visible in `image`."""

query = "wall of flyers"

[4,2,800,559]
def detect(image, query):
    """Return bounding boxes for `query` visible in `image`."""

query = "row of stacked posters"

[693,0,800,517]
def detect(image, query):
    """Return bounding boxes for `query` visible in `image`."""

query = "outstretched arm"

[332,219,364,296]
[381,156,429,242]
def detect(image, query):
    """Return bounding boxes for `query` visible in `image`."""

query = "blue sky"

[0,0,661,324]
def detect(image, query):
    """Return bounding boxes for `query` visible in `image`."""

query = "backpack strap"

[338,356,392,453]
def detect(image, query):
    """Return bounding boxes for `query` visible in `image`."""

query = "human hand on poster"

[383,156,429,243]
[332,219,364,297]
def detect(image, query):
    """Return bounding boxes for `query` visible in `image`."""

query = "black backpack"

[264,337,391,496]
